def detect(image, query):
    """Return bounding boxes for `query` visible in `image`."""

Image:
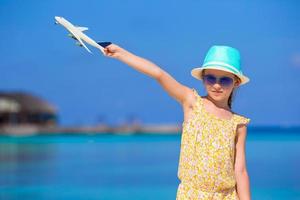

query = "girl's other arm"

[235,124,251,200]
[103,43,193,106]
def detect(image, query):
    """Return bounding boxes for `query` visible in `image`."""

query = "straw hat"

[191,45,250,85]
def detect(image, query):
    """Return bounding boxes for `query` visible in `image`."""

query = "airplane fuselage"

[55,16,104,53]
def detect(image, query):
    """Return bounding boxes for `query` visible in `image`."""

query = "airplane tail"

[97,42,112,48]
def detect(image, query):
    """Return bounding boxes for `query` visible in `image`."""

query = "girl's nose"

[213,83,222,89]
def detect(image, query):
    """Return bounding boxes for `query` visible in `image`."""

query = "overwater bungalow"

[0,91,58,127]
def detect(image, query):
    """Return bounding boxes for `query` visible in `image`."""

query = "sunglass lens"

[203,75,216,85]
[220,77,233,87]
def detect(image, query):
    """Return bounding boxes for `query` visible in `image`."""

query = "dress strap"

[191,88,203,108]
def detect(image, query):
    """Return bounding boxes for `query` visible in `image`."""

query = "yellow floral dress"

[176,88,250,200]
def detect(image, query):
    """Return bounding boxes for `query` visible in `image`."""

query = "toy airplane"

[55,16,111,54]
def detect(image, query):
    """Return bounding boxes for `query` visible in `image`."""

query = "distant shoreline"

[0,124,181,136]
[0,124,300,136]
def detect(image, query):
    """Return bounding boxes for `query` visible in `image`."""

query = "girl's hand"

[103,43,126,59]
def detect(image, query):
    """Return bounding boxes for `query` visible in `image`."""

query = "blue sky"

[1,0,300,126]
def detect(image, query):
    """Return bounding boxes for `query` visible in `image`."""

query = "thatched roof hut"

[0,91,58,126]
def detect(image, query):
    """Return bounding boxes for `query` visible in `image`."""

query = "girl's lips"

[212,91,223,95]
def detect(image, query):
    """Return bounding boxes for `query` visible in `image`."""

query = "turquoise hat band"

[202,61,241,75]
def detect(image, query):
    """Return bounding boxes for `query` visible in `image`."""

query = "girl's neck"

[205,95,231,111]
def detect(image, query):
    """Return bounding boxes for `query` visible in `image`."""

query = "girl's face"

[202,69,240,101]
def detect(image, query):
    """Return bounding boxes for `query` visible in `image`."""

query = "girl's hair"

[201,69,241,109]
[227,87,236,109]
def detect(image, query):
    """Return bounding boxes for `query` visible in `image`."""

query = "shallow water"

[0,130,299,200]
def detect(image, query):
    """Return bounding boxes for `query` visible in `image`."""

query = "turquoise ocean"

[0,128,300,200]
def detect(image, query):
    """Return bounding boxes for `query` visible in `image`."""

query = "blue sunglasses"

[202,74,234,87]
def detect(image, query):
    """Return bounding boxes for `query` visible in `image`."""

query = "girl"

[102,44,251,200]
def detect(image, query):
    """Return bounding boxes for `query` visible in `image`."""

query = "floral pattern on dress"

[176,88,250,200]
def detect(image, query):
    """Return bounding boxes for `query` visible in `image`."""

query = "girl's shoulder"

[233,112,251,126]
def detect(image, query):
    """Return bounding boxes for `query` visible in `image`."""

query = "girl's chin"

[209,92,226,100]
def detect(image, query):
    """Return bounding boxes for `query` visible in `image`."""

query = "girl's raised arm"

[103,43,194,106]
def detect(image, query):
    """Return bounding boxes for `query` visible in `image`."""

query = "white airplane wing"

[67,28,92,53]
[76,26,88,32]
